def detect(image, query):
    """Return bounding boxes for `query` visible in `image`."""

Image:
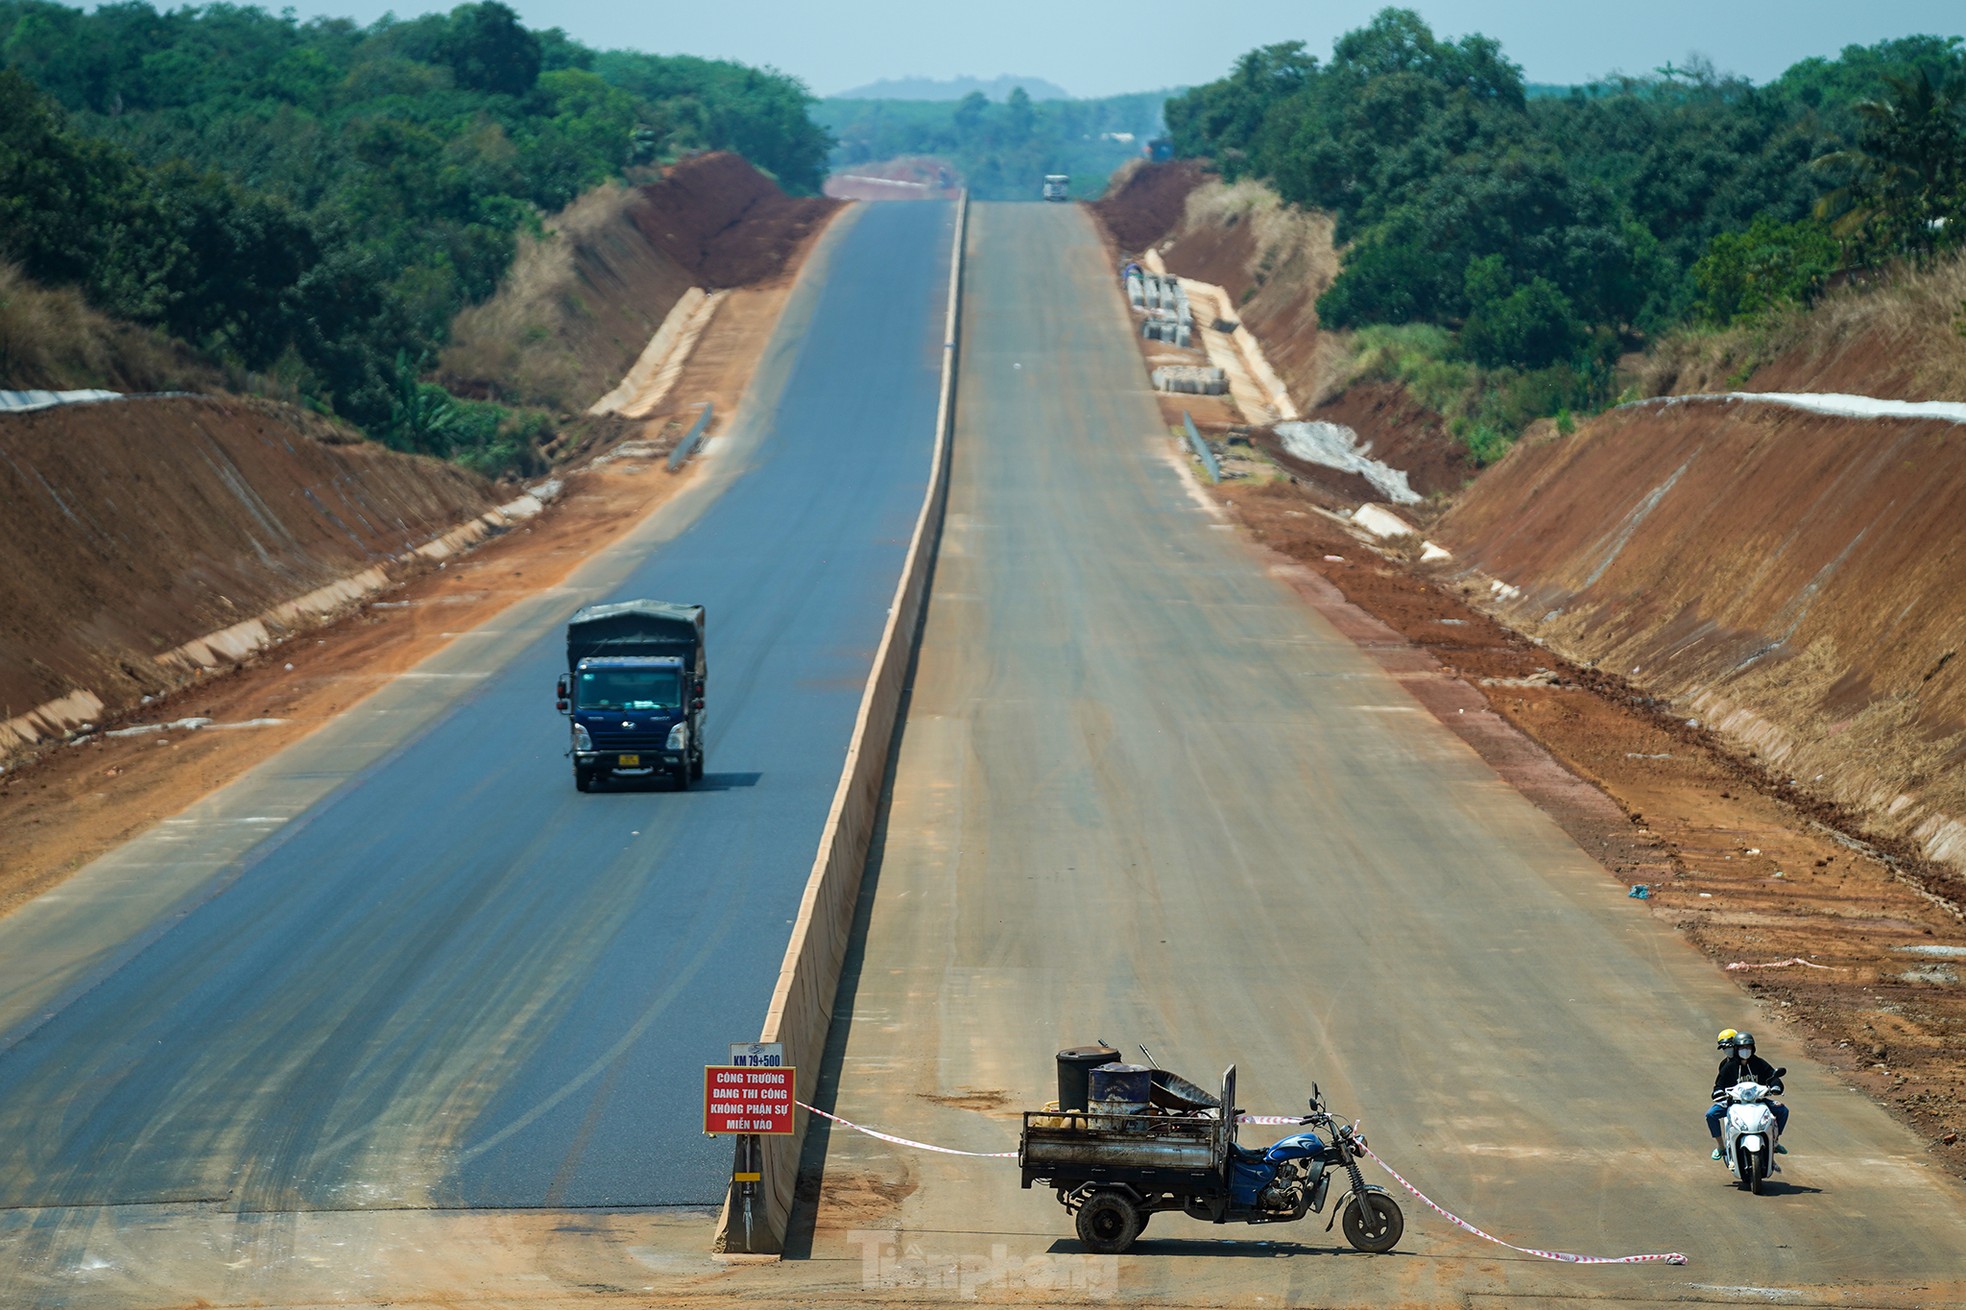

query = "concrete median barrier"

[712,193,968,1255]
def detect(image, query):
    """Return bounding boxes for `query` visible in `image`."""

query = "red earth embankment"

[1438,399,1966,881]
[440,152,839,411]
[0,396,497,754]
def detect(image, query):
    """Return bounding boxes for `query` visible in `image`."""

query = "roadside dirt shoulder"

[1215,480,1966,1179]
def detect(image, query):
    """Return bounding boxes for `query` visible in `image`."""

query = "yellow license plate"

[618,754,639,766]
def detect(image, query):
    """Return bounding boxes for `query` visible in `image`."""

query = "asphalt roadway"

[0,198,954,1239]
[800,202,1966,1305]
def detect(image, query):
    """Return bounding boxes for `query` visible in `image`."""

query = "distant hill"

[831,74,1072,102]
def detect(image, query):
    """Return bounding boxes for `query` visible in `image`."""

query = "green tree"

[952,89,987,136]
[1004,86,1035,142]
[446,1,540,96]
[1691,215,1839,322]
[1458,257,1589,368]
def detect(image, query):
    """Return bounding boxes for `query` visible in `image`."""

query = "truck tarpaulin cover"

[565,600,706,672]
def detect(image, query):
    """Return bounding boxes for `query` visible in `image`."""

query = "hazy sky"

[298,0,1963,99]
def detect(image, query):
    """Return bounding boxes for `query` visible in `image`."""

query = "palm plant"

[1812,67,1966,264]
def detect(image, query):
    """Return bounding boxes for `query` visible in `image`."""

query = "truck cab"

[557,600,705,792]
[564,656,692,789]
[1042,174,1070,202]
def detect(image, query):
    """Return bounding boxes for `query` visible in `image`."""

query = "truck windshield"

[577,668,682,711]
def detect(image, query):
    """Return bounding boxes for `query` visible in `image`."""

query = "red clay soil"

[0,396,495,724]
[1742,327,1925,397]
[1167,217,1258,305]
[1437,401,1966,885]
[629,152,840,290]
[1091,158,1210,252]
[1220,479,1966,1177]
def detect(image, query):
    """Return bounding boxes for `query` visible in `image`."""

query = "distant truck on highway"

[1042,174,1070,201]
[557,600,706,791]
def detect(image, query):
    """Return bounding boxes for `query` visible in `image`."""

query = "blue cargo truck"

[556,600,706,791]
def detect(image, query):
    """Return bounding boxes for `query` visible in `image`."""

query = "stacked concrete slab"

[1151,365,1228,395]
[1126,266,1194,347]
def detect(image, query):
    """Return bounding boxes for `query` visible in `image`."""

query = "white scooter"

[1715,1068,1786,1194]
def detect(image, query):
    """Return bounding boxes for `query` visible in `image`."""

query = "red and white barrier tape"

[1233,1116,1686,1264]
[1354,1141,1687,1265]
[796,1102,1687,1264]
[796,1099,1017,1158]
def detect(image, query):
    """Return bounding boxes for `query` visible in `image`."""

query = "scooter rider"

[1708,1029,1788,1159]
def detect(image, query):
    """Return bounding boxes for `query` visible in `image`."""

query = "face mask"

[1736,1049,1753,1063]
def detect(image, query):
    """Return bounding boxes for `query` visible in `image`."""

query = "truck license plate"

[618,754,639,766]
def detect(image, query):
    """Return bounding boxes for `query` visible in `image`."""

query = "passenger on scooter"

[1708,1029,1788,1159]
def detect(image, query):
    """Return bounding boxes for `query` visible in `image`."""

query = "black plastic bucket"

[1055,1045,1120,1112]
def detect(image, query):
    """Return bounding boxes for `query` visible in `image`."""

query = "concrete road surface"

[0,195,952,1289]
[798,202,1966,1306]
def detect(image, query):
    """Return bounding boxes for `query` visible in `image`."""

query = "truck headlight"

[573,724,593,751]
[666,722,688,751]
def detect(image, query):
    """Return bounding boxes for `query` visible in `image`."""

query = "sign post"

[707,1045,797,1249]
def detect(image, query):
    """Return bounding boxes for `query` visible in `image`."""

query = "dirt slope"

[0,396,495,746]
[1438,399,1966,884]
[440,152,838,410]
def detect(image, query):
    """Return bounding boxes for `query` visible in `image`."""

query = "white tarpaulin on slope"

[0,389,121,413]
[1276,420,1421,504]
[1634,392,1966,425]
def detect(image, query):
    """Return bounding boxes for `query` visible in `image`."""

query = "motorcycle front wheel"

[1342,1191,1404,1253]
[1745,1147,1766,1194]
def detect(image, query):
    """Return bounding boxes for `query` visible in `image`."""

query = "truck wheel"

[1341,1191,1403,1253]
[574,767,595,793]
[690,747,704,781]
[1075,1191,1141,1254]
[673,761,692,791]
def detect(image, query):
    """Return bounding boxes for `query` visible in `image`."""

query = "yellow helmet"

[1716,1029,1739,1048]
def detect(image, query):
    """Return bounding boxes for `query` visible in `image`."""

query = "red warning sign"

[703,1065,797,1135]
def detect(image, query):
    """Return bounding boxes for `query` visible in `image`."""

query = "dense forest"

[1165,10,1966,459]
[0,0,831,475]
[816,88,1170,199]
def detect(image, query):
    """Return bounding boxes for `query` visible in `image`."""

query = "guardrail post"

[667,402,715,471]
[1184,411,1221,484]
